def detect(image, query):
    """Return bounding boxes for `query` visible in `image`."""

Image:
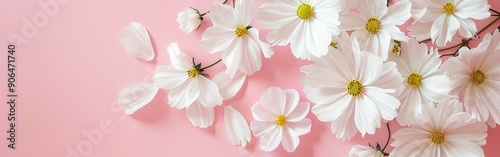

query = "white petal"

[287,118,311,136]
[258,125,282,152]
[281,126,300,152]
[354,96,381,136]
[234,0,256,26]
[201,27,236,54]
[209,4,237,30]
[258,1,297,29]
[252,101,278,122]
[282,89,300,116]
[118,83,159,114]
[152,65,188,89]
[260,87,286,115]
[196,76,223,108]
[286,102,310,122]
[250,120,274,138]
[119,22,155,61]
[238,36,262,75]
[224,105,251,147]
[384,0,411,25]
[222,39,243,78]
[167,43,193,71]
[186,101,215,128]
[168,79,200,109]
[212,71,246,101]
[247,28,274,58]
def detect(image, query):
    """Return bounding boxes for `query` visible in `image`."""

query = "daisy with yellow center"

[339,0,411,61]
[151,43,223,128]
[389,39,449,126]
[250,87,311,152]
[201,0,274,78]
[442,34,500,127]
[408,0,490,47]
[391,98,487,156]
[303,34,404,141]
[258,0,344,60]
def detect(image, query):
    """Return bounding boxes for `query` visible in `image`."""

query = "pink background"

[1,0,499,156]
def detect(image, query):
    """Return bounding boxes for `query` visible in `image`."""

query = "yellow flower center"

[365,18,381,34]
[275,115,286,126]
[187,69,199,77]
[330,42,337,48]
[430,130,445,145]
[407,72,422,87]
[471,70,486,85]
[346,80,364,97]
[297,3,314,20]
[443,2,455,14]
[235,26,248,37]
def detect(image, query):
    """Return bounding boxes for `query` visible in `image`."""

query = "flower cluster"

[117,0,500,156]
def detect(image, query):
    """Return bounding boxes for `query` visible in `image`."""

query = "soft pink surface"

[1,0,500,157]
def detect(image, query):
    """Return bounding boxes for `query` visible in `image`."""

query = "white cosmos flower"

[224,105,251,147]
[250,87,311,152]
[302,34,404,141]
[152,43,223,128]
[391,97,487,157]
[340,0,411,61]
[349,145,385,157]
[388,39,450,126]
[441,40,500,127]
[176,8,203,33]
[408,0,491,47]
[201,0,274,78]
[258,0,344,60]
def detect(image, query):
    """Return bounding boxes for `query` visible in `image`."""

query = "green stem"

[202,59,222,70]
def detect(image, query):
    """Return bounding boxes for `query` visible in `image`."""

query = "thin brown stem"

[440,15,500,57]
[382,123,391,151]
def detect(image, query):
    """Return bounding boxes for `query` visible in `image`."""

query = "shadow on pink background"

[0,0,499,156]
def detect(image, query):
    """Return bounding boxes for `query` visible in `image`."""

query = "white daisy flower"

[388,39,450,126]
[176,7,204,33]
[408,0,491,47]
[258,0,344,60]
[349,144,385,157]
[441,40,500,127]
[340,0,411,61]
[391,97,487,157]
[201,0,274,78]
[302,34,404,141]
[152,43,223,128]
[250,87,311,152]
